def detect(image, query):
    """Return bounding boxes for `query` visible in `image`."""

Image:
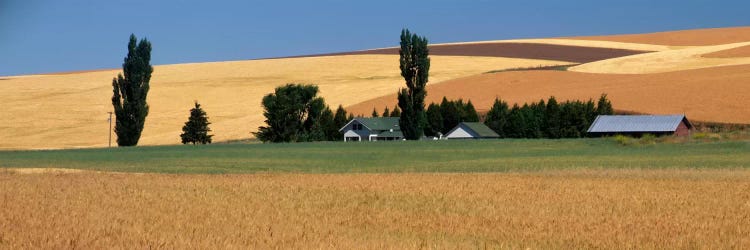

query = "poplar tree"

[397,29,430,140]
[180,102,213,144]
[112,34,152,146]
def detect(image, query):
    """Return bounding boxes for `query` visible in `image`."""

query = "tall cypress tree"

[112,34,152,146]
[180,101,213,144]
[397,29,430,140]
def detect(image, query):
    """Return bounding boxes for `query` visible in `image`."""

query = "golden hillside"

[4,26,750,149]
[1,55,569,149]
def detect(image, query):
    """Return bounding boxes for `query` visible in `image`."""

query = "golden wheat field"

[0,55,569,149]
[0,169,748,249]
[571,26,750,46]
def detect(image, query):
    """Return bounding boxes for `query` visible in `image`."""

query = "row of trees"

[484,95,613,138]
[425,98,479,136]
[371,106,401,117]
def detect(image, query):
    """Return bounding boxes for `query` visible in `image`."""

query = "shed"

[445,122,500,139]
[587,115,693,137]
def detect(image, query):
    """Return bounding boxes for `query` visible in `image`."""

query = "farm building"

[445,122,500,139]
[587,115,693,137]
[339,117,403,141]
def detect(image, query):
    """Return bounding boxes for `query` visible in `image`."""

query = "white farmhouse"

[339,117,403,141]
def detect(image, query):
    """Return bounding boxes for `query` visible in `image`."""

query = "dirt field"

[704,45,750,58]
[0,55,570,149]
[348,65,750,124]
[309,43,649,63]
[0,169,748,248]
[571,26,750,46]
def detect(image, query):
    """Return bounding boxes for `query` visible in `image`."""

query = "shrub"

[613,134,632,146]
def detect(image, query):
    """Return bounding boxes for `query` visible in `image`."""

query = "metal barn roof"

[587,115,691,133]
[461,122,500,138]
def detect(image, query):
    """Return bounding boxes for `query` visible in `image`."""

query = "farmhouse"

[587,115,693,137]
[339,117,403,141]
[445,122,500,139]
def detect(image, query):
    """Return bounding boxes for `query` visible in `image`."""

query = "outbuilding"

[445,122,500,139]
[587,115,693,137]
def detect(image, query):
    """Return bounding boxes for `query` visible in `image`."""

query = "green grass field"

[1,139,747,174]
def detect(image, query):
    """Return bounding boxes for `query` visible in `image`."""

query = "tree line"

[110,30,613,146]
[484,94,613,139]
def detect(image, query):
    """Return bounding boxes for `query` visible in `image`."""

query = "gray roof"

[378,130,403,138]
[461,122,500,138]
[587,115,692,133]
[340,117,400,132]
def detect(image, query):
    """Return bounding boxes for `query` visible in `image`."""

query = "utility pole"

[107,112,113,147]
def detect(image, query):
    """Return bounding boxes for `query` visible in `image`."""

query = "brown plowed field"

[299,43,648,63]
[571,26,750,46]
[348,65,750,124]
[2,170,749,248]
[704,45,750,58]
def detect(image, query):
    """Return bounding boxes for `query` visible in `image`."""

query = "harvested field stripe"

[290,43,650,64]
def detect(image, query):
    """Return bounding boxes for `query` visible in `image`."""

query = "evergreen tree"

[180,101,213,144]
[390,106,401,117]
[371,108,379,117]
[464,100,480,122]
[545,97,562,139]
[484,98,510,137]
[440,97,460,134]
[317,106,338,141]
[382,106,390,117]
[583,99,597,135]
[334,105,349,128]
[506,104,526,138]
[397,29,430,140]
[596,94,614,115]
[254,83,326,143]
[425,103,443,136]
[112,34,152,146]
[526,100,546,138]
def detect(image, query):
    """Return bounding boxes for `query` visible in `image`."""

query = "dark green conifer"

[180,101,213,144]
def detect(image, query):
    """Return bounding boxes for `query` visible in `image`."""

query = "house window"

[353,124,363,130]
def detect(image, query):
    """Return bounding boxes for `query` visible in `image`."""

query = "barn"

[445,122,500,139]
[587,115,693,137]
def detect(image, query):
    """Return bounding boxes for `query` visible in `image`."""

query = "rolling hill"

[3,26,750,149]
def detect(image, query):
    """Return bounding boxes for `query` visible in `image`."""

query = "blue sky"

[1,0,748,76]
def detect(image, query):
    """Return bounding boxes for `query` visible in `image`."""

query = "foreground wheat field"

[1,169,748,248]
